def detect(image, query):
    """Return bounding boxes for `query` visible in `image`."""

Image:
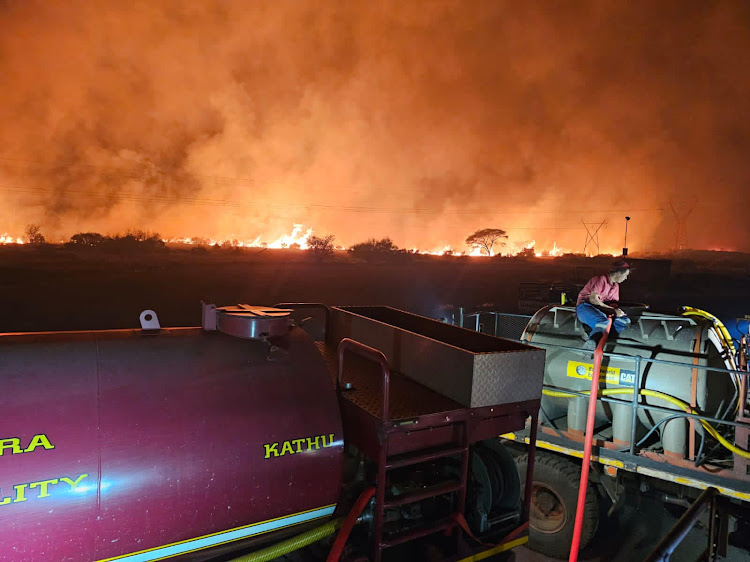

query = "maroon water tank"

[0,325,343,561]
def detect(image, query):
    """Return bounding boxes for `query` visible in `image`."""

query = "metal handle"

[337,338,392,422]
[645,487,718,562]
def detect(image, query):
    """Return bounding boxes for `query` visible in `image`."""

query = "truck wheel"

[516,452,599,558]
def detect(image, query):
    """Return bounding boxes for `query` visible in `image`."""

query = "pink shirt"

[577,274,619,306]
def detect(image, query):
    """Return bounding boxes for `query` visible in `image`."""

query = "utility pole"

[582,220,606,256]
[623,216,631,256]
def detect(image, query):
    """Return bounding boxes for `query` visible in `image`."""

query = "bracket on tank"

[139,309,161,330]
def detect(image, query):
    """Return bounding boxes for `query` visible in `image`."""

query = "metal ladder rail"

[376,418,471,556]
[337,338,471,562]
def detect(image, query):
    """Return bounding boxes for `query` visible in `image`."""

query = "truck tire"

[516,452,599,558]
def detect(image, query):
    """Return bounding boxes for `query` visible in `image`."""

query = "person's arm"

[586,276,625,316]
[587,291,616,312]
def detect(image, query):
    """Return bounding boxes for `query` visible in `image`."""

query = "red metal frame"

[336,338,539,561]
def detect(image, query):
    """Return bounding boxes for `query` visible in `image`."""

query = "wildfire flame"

[266,224,313,249]
[0,234,24,245]
[534,241,564,257]
[0,225,618,256]
[164,224,313,249]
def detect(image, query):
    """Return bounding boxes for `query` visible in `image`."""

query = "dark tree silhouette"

[465,228,508,256]
[24,224,46,244]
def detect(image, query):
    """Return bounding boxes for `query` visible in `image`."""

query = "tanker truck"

[0,302,546,562]
[455,304,750,558]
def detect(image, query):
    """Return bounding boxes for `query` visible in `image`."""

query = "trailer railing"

[456,309,532,341]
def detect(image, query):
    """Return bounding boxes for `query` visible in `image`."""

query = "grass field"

[0,244,748,333]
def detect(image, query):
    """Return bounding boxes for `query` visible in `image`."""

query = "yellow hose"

[227,517,342,562]
[682,306,736,355]
[542,387,750,459]
[681,306,741,415]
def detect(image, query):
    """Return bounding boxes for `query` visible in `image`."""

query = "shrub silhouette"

[307,234,336,261]
[69,232,106,247]
[348,237,401,262]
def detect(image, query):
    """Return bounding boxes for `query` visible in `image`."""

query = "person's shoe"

[583,339,597,352]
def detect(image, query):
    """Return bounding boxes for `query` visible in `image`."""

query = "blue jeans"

[576,303,631,339]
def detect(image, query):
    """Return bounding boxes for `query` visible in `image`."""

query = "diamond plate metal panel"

[329,306,545,408]
[472,349,546,407]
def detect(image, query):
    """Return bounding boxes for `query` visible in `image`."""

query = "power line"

[0,156,680,212]
[0,184,666,216]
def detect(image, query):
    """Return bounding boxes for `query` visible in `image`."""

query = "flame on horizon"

[0,223,621,258]
[0,234,24,245]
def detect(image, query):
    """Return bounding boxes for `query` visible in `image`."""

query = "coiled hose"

[227,518,342,562]
[542,387,750,459]
[227,486,376,562]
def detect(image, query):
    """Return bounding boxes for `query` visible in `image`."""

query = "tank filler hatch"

[202,303,292,340]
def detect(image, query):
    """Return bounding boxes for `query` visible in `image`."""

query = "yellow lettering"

[29,479,59,498]
[0,438,22,456]
[0,490,10,505]
[264,443,279,458]
[13,484,28,503]
[60,474,88,490]
[24,434,55,453]
[265,435,339,459]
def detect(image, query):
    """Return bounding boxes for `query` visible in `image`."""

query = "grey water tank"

[522,306,736,458]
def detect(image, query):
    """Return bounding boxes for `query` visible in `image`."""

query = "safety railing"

[525,342,748,462]
[453,309,750,465]
[456,309,532,341]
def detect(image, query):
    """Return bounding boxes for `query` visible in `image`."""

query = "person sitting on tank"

[576,260,631,350]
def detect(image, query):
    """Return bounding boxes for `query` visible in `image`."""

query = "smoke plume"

[1,1,748,253]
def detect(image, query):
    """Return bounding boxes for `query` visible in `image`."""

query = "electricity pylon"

[582,220,607,256]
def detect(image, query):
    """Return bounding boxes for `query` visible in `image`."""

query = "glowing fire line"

[1,226,617,256]
[0,234,24,245]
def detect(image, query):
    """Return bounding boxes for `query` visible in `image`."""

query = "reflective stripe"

[502,433,624,468]
[503,433,750,501]
[635,467,750,501]
[98,504,337,562]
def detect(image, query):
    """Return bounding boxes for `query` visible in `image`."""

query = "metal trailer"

[452,306,750,559]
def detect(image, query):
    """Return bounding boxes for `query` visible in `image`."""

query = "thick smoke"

[1,1,748,252]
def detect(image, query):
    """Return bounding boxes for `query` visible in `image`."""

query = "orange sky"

[1,1,748,253]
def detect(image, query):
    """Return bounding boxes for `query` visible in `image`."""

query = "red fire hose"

[326,486,376,562]
[569,318,612,562]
